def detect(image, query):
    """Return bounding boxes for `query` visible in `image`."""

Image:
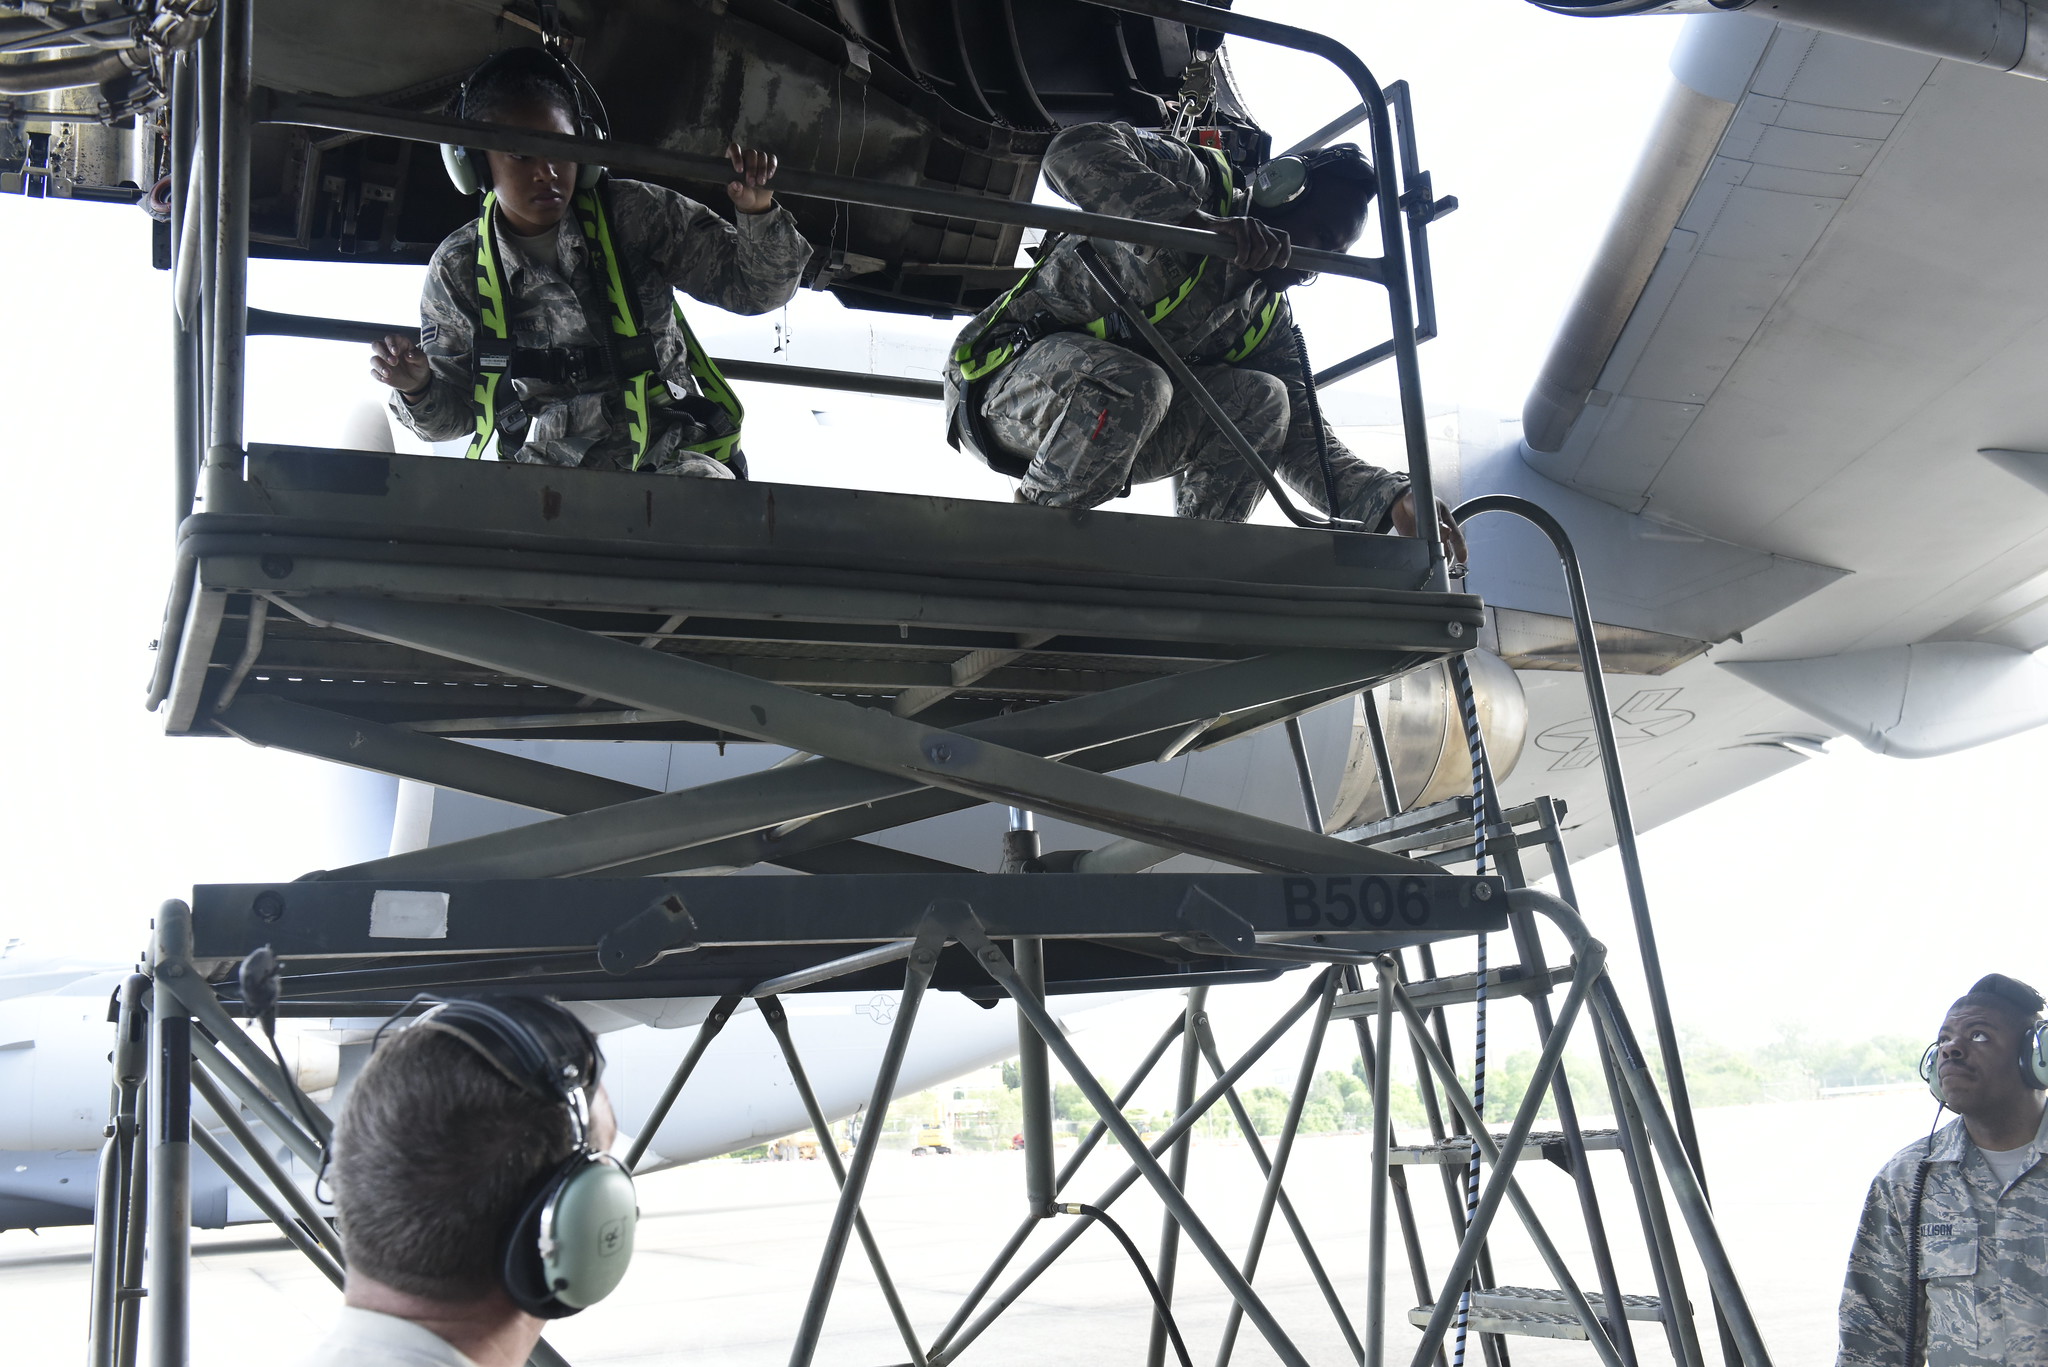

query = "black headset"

[440,46,611,196]
[412,995,639,1318]
[1249,142,1376,211]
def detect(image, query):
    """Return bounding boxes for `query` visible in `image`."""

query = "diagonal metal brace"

[760,995,929,1367]
[789,913,950,1367]
[952,913,1314,1367]
[286,595,1429,877]
[325,647,1405,883]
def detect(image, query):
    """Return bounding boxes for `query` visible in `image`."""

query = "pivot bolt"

[252,891,286,923]
[1446,622,1465,639]
[1474,883,1493,902]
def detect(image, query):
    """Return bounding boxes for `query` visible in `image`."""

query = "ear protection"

[440,46,610,197]
[1250,142,1376,210]
[414,995,638,1318]
[1919,1017,2048,1104]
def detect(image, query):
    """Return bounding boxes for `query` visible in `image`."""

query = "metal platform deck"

[184,871,1507,1012]
[153,447,1483,739]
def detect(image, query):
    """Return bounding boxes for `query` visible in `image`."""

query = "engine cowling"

[1326,651,1528,831]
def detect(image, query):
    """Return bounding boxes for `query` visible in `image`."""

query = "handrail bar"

[245,308,945,401]
[1451,494,1708,1189]
[1078,0,1446,584]
[255,89,1387,287]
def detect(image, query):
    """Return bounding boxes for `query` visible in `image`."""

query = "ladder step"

[1331,963,1570,1018]
[1389,1128,1622,1166]
[1407,1286,1667,1340]
[1352,797,1562,855]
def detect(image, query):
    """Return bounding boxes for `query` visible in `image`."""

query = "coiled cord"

[1448,654,1494,1367]
[1902,1158,1930,1366]
[1901,1103,1943,1366]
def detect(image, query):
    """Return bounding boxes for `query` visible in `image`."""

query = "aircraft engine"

[0,990,117,1151]
[1324,651,1528,832]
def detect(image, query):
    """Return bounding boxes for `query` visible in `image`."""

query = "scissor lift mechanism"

[92,2,1772,1366]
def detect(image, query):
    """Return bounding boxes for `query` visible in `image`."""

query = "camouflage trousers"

[980,332,1286,520]
[503,390,737,478]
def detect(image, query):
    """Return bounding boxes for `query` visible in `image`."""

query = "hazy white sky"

[0,3,2035,1053]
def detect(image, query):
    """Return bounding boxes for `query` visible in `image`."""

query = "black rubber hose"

[1060,1202,1194,1367]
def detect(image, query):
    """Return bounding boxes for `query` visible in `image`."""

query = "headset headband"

[416,995,601,1100]
[440,46,610,196]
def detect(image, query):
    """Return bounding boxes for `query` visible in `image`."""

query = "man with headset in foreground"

[945,120,1465,558]
[301,995,636,1367]
[1837,973,2048,1366]
[370,46,810,476]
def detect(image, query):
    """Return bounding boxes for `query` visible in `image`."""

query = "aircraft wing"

[1461,14,2048,849]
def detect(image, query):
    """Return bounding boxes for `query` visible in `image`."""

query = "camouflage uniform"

[1837,1108,2048,1366]
[944,122,1408,524]
[394,178,812,473]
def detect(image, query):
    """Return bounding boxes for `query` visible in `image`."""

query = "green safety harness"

[466,183,745,469]
[952,142,1284,388]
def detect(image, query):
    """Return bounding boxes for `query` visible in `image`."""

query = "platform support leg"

[1013,936,1056,1216]
[622,995,739,1173]
[962,922,1312,1367]
[1190,1011,1364,1360]
[147,906,196,1367]
[928,1011,1190,1363]
[91,975,149,1367]
[1217,970,1339,1367]
[117,1093,150,1367]
[789,920,944,1367]
[1146,986,1206,1367]
[1006,807,1055,1226]
[1343,968,1438,1367]
[932,972,1330,1366]
[761,996,928,1367]
[1367,961,1395,1367]
[204,0,251,511]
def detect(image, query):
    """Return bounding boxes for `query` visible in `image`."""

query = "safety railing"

[161,0,1457,580]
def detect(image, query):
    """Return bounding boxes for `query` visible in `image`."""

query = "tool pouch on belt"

[949,317,1047,479]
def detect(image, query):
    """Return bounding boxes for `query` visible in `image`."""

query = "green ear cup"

[539,1154,639,1311]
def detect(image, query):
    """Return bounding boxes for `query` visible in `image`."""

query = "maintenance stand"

[78,3,1773,1367]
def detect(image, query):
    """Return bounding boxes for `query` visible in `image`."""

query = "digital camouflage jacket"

[944,121,1409,527]
[1837,1107,2048,1366]
[394,178,811,471]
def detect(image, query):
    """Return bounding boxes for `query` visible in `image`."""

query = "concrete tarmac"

[1,1090,1933,1365]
